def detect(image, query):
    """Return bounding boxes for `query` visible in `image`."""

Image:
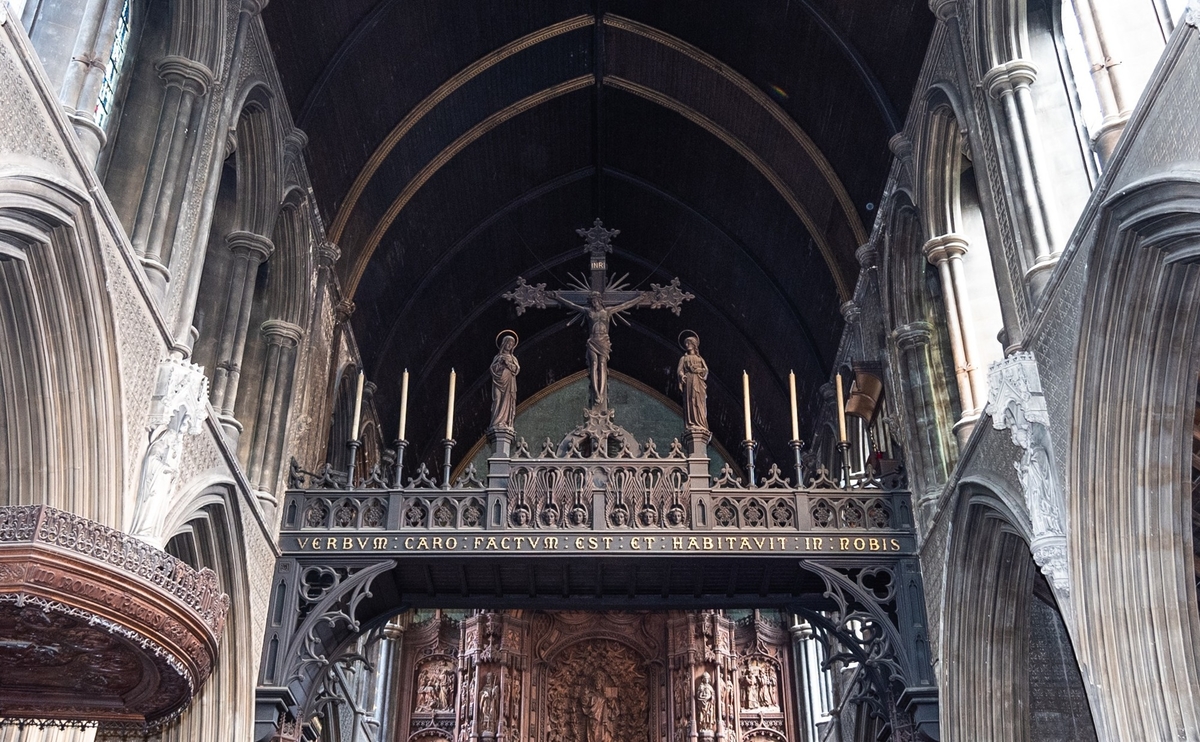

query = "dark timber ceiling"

[262,1,934,470]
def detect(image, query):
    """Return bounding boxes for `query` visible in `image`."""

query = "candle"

[351,370,364,441]
[788,370,799,441]
[743,371,753,442]
[445,368,457,440]
[397,369,410,440]
[835,372,848,443]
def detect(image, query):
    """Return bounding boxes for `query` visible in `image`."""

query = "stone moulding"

[0,505,229,730]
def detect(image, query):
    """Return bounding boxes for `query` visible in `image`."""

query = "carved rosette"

[0,505,228,730]
[986,352,1070,596]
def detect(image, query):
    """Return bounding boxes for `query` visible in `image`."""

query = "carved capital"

[840,300,861,324]
[316,240,341,268]
[888,132,914,162]
[983,59,1039,98]
[334,299,356,324]
[922,233,969,264]
[893,321,933,350]
[155,55,213,97]
[261,319,304,346]
[856,242,878,269]
[283,128,308,162]
[929,0,959,22]
[226,230,275,262]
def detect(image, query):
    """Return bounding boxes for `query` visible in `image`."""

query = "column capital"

[334,299,356,324]
[929,0,959,22]
[226,230,275,262]
[840,300,861,324]
[922,233,969,264]
[856,242,878,269]
[284,128,308,162]
[888,132,914,162]
[261,319,304,346]
[155,55,213,97]
[316,241,341,268]
[982,59,1038,98]
[893,321,933,350]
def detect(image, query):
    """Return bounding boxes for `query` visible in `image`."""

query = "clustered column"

[247,319,304,506]
[210,231,275,443]
[1066,0,1132,161]
[923,234,984,440]
[891,322,949,513]
[57,0,124,161]
[984,60,1059,290]
[130,55,214,299]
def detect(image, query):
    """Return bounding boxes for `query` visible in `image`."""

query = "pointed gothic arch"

[0,174,124,525]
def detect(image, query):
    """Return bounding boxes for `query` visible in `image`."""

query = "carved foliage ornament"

[985,352,1069,595]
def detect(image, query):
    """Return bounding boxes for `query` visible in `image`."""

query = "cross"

[503,219,694,410]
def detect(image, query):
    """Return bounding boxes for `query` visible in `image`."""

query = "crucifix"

[504,219,694,410]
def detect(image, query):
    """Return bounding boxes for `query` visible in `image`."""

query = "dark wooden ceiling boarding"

[260,0,936,473]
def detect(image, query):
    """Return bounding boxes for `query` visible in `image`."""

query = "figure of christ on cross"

[503,220,695,412]
[548,290,655,410]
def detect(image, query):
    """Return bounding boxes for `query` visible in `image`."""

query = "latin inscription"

[288,533,908,555]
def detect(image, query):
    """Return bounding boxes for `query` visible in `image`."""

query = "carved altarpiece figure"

[390,610,797,742]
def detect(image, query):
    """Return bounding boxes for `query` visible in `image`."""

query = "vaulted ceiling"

[262,0,934,469]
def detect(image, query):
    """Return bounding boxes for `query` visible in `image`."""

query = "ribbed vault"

[261,0,934,469]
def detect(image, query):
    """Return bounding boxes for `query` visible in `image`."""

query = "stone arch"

[159,486,256,741]
[1069,173,1200,738]
[941,488,1095,740]
[232,82,284,238]
[0,174,123,525]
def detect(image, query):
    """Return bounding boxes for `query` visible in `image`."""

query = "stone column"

[1066,0,1132,162]
[58,0,123,162]
[247,320,303,507]
[892,322,948,522]
[984,60,1060,295]
[210,231,274,444]
[923,234,983,443]
[129,56,213,299]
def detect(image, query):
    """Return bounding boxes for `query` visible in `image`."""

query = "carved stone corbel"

[985,351,1069,596]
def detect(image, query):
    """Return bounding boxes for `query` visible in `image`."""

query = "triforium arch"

[941,486,1094,740]
[1069,173,1200,738]
[0,174,123,524]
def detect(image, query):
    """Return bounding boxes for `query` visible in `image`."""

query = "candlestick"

[351,370,364,441]
[742,371,752,442]
[445,368,457,440]
[397,369,409,440]
[835,372,848,444]
[392,439,408,488]
[788,370,799,442]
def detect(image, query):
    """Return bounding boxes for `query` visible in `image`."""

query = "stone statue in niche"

[489,331,520,432]
[695,672,716,733]
[479,672,499,734]
[677,331,709,432]
[130,358,209,545]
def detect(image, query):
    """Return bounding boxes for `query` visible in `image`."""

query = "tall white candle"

[445,368,457,440]
[351,370,364,441]
[835,373,848,443]
[397,369,410,440]
[788,370,799,441]
[743,371,753,442]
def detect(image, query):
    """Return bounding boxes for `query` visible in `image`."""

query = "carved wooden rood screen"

[255,223,938,742]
